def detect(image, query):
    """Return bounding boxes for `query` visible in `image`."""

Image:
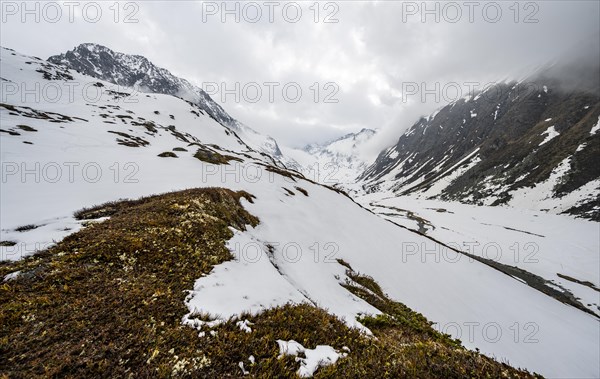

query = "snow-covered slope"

[357,192,600,317]
[360,79,600,220]
[48,43,284,160]
[283,128,377,185]
[2,47,599,378]
[0,47,276,238]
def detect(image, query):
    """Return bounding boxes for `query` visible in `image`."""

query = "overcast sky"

[1,1,599,151]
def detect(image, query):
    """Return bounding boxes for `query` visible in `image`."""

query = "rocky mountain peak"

[48,44,283,158]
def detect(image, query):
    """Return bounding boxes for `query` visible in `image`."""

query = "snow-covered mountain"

[360,76,600,221]
[1,46,599,378]
[283,128,378,185]
[48,43,284,160]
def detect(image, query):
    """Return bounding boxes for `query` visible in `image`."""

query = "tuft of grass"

[294,186,309,196]
[14,224,39,232]
[0,129,20,136]
[264,165,299,182]
[342,268,453,345]
[0,241,17,247]
[336,258,353,271]
[107,130,149,147]
[131,120,158,134]
[346,271,386,298]
[173,147,188,152]
[158,151,178,158]
[193,146,242,165]
[15,125,37,132]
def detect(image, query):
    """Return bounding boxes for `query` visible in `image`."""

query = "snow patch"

[277,340,345,378]
[539,126,559,146]
[236,319,254,333]
[3,271,21,281]
[590,116,600,135]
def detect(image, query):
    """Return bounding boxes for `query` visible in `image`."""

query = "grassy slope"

[0,188,540,378]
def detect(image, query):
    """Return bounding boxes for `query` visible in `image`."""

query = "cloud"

[1,0,598,152]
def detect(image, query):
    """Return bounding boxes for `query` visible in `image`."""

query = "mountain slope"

[283,128,377,185]
[360,78,600,220]
[0,188,538,378]
[1,47,599,378]
[48,43,283,160]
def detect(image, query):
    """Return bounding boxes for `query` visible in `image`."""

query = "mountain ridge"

[48,43,284,160]
[359,76,600,220]
[283,128,378,184]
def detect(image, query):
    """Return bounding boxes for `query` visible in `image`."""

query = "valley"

[1,43,598,378]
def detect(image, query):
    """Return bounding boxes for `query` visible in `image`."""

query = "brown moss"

[193,147,242,165]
